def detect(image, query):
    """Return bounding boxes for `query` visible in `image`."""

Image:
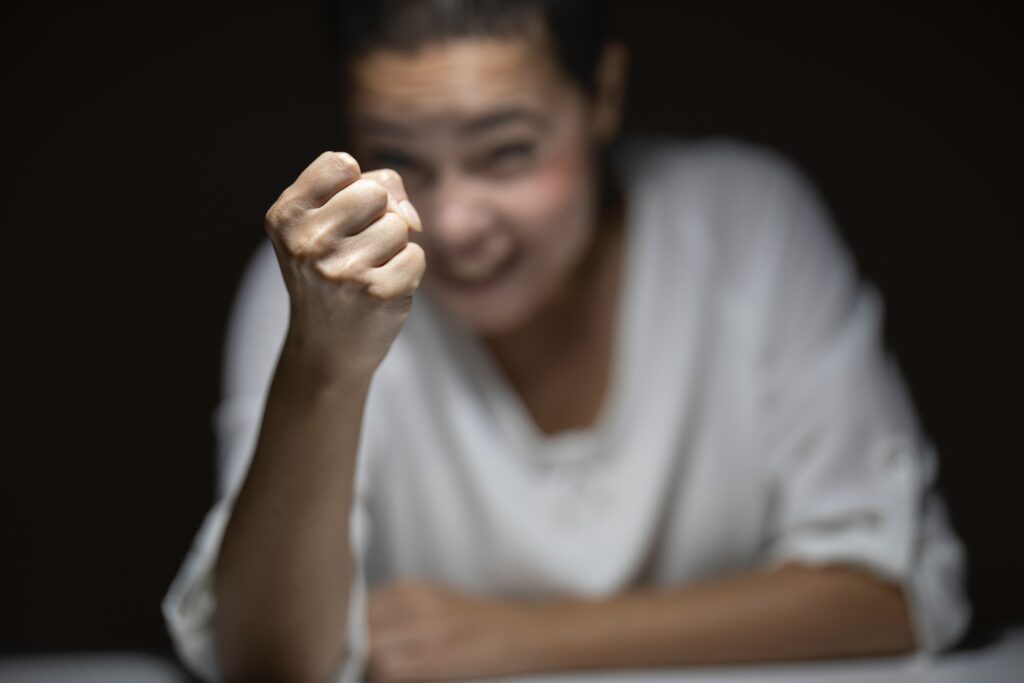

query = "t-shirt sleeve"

[161,240,377,682]
[744,157,971,653]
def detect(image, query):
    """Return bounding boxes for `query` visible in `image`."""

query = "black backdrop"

[6,1,1022,657]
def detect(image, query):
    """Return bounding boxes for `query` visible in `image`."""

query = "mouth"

[430,248,523,292]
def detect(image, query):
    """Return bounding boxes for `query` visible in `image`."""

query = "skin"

[364,566,915,682]
[215,156,425,683]
[213,28,916,683]
[347,35,628,434]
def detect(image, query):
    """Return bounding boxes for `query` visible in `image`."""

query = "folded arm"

[525,561,915,671]
[364,562,914,681]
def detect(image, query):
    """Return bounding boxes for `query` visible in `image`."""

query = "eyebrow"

[354,108,550,137]
[461,108,549,135]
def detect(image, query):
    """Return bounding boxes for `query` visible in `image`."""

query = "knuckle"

[263,205,279,230]
[291,223,330,260]
[303,152,360,203]
[264,201,288,232]
[366,276,411,305]
[272,223,314,258]
[317,150,360,177]
[304,216,334,249]
[364,280,395,302]
[376,213,409,247]
[265,190,306,230]
[332,151,361,176]
[280,231,308,257]
[313,257,340,281]
[376,167,401,186]
[312,262,331,281]
[353,178,390,214]
[341,251,368,281]
[314,260,354,284]
[318,250,360,282]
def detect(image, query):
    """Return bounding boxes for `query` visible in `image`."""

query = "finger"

[366,648,428,683]
[369,619,440,653]
[368,582,421,628]
[362,168,408,205]
[299,177,391,258]
[368,579,443,624]
[289,151,362,209]
[368,643,453,683]
[364,241,426,301]
[363,168,422,232]
[368,626,447,683]
[317,213,408,274]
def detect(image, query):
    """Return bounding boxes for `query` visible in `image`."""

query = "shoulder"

[615,136,831,287]
[616,135,827,256]
[614,135,815,204]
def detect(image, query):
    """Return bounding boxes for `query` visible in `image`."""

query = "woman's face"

[347,36,617,336]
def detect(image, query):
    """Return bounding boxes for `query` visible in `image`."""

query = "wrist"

[278,331,377,395]
[513,598,588,673]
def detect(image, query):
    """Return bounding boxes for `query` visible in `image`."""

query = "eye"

[474,140,538,177]
[488,141,535,165]
[365,148,432,187]
[368,149,417,171]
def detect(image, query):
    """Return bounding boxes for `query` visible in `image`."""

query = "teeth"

[448,257,505,282]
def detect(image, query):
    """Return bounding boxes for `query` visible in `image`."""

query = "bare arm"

[214,346,371,683]
[528,563,915,671]
[213,152,424,683]
[365,563,914,681]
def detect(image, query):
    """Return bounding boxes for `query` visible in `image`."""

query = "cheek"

[498,145,594,260]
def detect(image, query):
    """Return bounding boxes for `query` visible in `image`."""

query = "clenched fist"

[264,151,426,378]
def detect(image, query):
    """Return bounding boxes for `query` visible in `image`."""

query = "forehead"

[348,38,572,126]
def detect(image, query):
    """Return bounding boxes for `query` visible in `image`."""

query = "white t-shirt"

[163,138,970,682]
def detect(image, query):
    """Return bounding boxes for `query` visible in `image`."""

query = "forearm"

[526,563,915,672]
[214,337,373,683]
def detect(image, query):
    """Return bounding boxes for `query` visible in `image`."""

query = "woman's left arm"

[521,561,915,670]
[364,153,965,682]
[364,563,913,681]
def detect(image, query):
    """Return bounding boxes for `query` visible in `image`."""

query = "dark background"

[6,1,1021,658]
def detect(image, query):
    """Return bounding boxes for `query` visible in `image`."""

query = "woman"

[163,2,969,681]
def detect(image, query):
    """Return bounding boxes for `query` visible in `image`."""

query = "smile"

[434,249,522,289]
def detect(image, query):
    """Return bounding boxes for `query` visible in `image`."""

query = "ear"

[592,42,629,144]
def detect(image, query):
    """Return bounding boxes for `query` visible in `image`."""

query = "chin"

[431,290,536,337]
[423,269,543,338]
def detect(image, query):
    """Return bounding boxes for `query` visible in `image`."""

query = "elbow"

[215,610,350,683]
[824,563,919,655]
[777,561,918,656]
[219,645,350,683]
[886,585,919,655]
[213,583,352,683]
[839,566,918,654]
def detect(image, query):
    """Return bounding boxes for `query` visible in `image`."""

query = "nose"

[426,171,493,253]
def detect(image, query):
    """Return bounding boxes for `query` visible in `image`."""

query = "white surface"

[0,630,1021,682]
[164,138,970,682]
[494,630,1024,682]
[0,652,189,683]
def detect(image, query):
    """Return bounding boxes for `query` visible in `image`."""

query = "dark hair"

[325,0,624,223]
[327,0,611,96]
